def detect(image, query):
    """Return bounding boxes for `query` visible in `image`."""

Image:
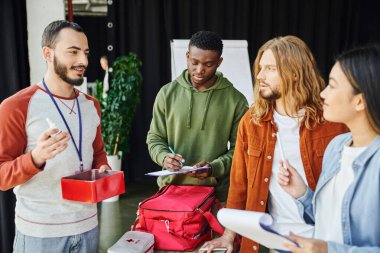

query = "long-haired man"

[201,36,348,253]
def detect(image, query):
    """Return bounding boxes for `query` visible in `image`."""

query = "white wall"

[27,0,65,84]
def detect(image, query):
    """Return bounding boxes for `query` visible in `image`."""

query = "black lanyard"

[42,79,83,172]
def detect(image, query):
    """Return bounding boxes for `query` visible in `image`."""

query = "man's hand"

[277,160,307,199]
[163,153,185,171]
[187,161,211,180]
[98,164,112,173]
[284,232,328,253]
[199,229,235,253]
[31,128,70,168]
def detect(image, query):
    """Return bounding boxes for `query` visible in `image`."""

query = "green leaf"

[101,53,142,156]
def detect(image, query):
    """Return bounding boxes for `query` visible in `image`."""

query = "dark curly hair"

[41,20,84,48]
[188,31,223,56]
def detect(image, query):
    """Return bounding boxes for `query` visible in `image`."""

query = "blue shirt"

[296,133,380,253]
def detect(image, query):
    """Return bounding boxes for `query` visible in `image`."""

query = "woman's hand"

[277,160,307,199]
[284,232,328,253]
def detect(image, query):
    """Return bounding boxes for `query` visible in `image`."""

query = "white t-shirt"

[314,141,366,242]
[268,110,314,237]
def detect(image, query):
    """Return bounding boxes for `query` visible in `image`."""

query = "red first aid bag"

[134,185,224,251]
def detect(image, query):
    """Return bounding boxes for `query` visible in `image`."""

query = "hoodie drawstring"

[186,91,193,128]
[201,90,213,130]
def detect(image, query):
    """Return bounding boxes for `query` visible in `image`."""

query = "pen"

[276,131,287,170]
[168,146,183,166]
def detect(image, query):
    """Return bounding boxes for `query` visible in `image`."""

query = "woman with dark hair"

[278,44,380,253]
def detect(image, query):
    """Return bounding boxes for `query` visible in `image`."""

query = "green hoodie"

[147,70,248,201]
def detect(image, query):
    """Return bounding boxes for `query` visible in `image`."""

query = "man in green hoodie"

[146,31,248,201]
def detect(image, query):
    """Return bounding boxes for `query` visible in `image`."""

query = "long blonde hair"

[251,36,325,129]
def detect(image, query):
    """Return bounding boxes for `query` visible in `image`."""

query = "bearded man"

[0,20,110,253]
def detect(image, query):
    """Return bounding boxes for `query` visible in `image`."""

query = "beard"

[259,85,281,100]
[54,56,85,86]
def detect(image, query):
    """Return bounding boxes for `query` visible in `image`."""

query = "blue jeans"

[13,226,99,253]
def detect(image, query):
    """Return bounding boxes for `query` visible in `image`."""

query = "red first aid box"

[61,169,125,203]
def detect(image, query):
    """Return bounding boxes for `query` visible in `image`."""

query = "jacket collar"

[261,107,274,122]
[261,106,325,131]
[339,134,380,168]
[261,106,310,126]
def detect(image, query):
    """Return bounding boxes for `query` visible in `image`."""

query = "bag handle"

[201,210,224,235]
[131,208,145,231]
[197,198,224,236]
[159,199,224,240]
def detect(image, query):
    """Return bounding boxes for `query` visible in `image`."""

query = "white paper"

[217,208,298,251]
[145,166,209,177]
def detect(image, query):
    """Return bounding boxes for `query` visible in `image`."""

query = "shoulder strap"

[198,199,224,235]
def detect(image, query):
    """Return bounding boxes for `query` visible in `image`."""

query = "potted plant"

[95,53,142,176]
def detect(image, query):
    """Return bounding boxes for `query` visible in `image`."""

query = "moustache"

[259,81,270,86]
[71,65,87,70]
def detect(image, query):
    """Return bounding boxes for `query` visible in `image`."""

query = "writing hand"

[163,153,185,171]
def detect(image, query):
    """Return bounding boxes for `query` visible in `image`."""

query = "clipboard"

[217,208,299,252]
[145,166,209,177]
